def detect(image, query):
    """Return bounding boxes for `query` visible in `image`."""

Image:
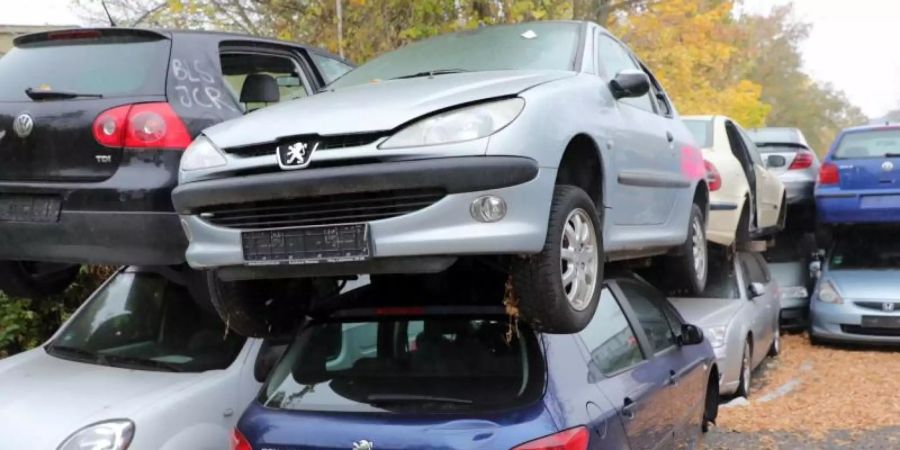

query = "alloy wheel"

[560,208,599,311]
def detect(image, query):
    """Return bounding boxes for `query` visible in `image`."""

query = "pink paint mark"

[680,145,705,181]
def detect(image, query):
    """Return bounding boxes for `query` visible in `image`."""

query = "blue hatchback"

[233,274,718,450]
[816,125,900,224]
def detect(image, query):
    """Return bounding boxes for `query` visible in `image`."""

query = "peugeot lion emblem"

[884,302,896,312]
[13,113,34,138]
[352,440,374,450]
[277,140,319,170]
[882,161,894,172]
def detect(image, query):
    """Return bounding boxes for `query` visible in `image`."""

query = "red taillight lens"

[704,160,722,192]
[788,150,814,170]
[92,102,191,150]
[231,429,252,450]
[512,427,589,450]
[818,162,840,185]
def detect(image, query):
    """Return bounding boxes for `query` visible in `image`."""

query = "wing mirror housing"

[766,154,787,168]
[749,282,766,298]
[609,69,651,99]
[679,324,704,346]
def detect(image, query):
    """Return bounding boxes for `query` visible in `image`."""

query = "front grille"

[841,325,900,336]
[199,189,445,229]
[855,301,899,312]
[223,132,388,158]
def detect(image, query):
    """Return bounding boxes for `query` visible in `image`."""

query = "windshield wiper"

[392,69,470,80]
[102,354,184,372]
[46,344,102,362]
[25,87,103,100]
[367,393,473,405]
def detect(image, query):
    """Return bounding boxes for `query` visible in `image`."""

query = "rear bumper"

[783,179,814,205]
[816,189,900,224]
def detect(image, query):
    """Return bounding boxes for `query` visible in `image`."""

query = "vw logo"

[13,113,34,138]
[352,440,374,450]
[883,302,896,312]
[882,161,894,172]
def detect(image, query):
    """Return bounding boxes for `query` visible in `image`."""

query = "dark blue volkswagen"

[233,274,719,450]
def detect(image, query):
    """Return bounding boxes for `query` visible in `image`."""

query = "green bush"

[0,266,112,358]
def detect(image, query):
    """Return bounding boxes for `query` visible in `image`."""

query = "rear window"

[683,119,712,148]
[261,316,543,413]
[748,128,806,146]
[0,33,169,102]
[833,129,900,159]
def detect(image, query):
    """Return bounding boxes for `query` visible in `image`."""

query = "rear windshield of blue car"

[830,233,900,269]
[329,22,581,89]
[261,315,544,413]
[0,32,169,102]
[833,129,900,159]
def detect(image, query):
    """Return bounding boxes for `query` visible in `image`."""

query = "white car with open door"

[683,116,786,247]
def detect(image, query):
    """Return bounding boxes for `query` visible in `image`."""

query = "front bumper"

[174,156,554,274]
[810,300,900,345]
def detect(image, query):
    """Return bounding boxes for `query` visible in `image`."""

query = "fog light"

[470,196,507,223]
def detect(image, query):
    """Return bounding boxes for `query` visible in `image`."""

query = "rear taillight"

[92,102,191,150]
[818,162,840,185]
[704,160,722,191]
[788,150,814,170]
[512,427,589,450]
[231,429,252,450]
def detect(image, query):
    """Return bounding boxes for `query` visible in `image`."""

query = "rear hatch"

[246,304,556,450]
[0,29,170,182]
[831,128,900,192]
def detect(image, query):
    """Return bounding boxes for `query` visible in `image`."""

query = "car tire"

[702,373,719,433]
[768,327,781,357]
[662,203,708,295]
[736,338,752,398]
[0,261,80,299]
[512,185,603,334]
[207,271,339,338]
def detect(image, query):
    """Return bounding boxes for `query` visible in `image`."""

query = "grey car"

[173,21,710,336]
[747,127,820,206]
[810,232,900,345]
[669,252,781,397]
[763,231,817,329]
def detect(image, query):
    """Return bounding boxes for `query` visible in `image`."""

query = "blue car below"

[816,125,900,224]
[233,273,719,450]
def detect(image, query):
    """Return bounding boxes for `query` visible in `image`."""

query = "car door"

[614,280,707,450]
[739,253,775,364]
[595,32,679,227]
[737,126,782,227]
[578,287,672,450]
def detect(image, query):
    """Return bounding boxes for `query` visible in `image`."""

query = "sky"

[4,0,900,118]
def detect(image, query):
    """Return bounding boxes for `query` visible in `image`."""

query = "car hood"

[203,70,575,148]
[827,270,900,300]
[668,298,743,327]
[0,349,218,449]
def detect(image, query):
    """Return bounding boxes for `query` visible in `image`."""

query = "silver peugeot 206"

[173,21,710,336]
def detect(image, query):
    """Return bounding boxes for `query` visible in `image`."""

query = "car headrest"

[240,73,280,104]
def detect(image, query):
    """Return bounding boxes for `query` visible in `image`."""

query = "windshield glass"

[48,271,245,372]
[683,119,712,148]
[262,314,542,413]
[833,129,900,159]
[0,34,169,101]
[330,22,581,89]
[830,233,900,270]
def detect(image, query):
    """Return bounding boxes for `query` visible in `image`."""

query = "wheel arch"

[693,180,710,223]
[555,133,605,210]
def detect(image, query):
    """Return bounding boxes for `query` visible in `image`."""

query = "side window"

[595,33,655,113]
[219,51,310,113]
[738,127,765,166]
[618,282,679,353]
[643,64,673,117]
[579,289,645,379]
[311,53,353,84]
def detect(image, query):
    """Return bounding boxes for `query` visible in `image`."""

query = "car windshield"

[830,233,900,270]
[262,310,542,413]
[0,33,169,102]
[683,119,712,148]
[47,270,245,372]
[329,22,581,89]
[833,129,900,159]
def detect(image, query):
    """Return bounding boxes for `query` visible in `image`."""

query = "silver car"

[173,21,710,335]
[763,231,817,329]
[747,127,820,207]
[810,232,900,345]
[670,252,781,397]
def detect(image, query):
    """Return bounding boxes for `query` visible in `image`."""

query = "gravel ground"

[702,333,900,448]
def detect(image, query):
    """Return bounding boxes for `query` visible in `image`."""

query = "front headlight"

[380,98,525,149]
[816,279,843,304]
[705,326,727,348]
[58,419,134,450]
[180,135,227,172]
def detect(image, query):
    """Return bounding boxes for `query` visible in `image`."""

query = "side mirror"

[254,341,289,383]
[609,69,651,100]
[809,260,822,279]
[679,324,704,346]
[749,282,766,298]
[766,154,787,168]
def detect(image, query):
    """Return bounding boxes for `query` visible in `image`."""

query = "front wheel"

[736,339,752,398]
[768,327,781,357]
[512,185,603,334]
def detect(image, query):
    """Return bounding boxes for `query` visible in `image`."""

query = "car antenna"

[101,1,118,27]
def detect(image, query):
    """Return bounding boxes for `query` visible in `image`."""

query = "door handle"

[622,397,638,420]
[666,131,674,142]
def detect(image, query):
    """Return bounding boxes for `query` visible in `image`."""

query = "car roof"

[838,123,900,134]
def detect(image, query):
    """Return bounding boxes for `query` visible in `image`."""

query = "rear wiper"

[25,87,103,100]
[101,354,184,372]
[392,69,470,80]
[367,393,473,405]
